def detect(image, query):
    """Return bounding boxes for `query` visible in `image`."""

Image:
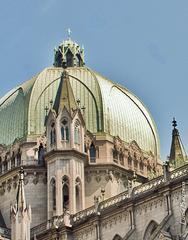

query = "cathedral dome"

[0,39,160,158]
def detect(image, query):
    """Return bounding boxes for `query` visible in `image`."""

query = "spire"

[169,118,187,168]
[10,167,31,240]
[16,167,26,212]
[53,70,77,115]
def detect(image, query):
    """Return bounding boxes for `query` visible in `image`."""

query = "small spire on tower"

[10,167,31,240]
[169,118,187,169]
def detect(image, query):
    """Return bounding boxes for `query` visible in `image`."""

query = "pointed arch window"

[50,178,56,211]
[3,158,8,172]
[17,151,21,166]
[66,49,74,67]
[74,120,80,144]
[112,234,122,240]
[75,177,82,212]
[11,152,15,168]
[128,153,132,167]
[50,122,56,145]
[143,220,158,240]
[89,142,96,163]
[62,176,69,210]
[61,118,69,141]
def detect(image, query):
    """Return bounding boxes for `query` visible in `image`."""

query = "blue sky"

[0,0,188,160]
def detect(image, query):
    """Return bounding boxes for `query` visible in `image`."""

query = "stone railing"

[133,175,165,195]
[170,164,188,180]
[72,205,96,223]
[0,227,11,238]
[31,215,65,237]
[100,191,129,210]
[31,221,50,237]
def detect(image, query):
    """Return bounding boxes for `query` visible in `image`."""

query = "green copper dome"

[0,39,160,157]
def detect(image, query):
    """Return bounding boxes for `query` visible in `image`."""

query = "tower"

[169,118,187,168]
[10,168,31,240]
[45,70,86,219]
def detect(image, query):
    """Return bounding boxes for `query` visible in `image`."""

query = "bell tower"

[45,70,86,219]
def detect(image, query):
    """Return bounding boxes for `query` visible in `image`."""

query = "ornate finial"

[66,28,72,40]
[19,167,24,181]
[76,99,81,107]
[172,117,177,129]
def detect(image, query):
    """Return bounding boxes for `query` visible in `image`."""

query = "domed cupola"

[53,30,85,68]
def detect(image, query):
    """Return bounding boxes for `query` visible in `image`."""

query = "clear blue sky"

[0,0,188,160]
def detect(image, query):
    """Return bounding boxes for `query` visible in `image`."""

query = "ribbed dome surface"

[0,66,159,157]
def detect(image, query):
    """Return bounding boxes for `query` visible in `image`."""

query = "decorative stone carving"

[95,175,101,183]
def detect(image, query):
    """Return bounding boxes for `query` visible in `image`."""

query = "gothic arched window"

[74,120,80,144]
[62,176,69,210]
[75,177,82,212]
[50,122,56,145]
[61,118,69,141]
[89,142,96,163]
[143,220,158,240]
[113,149,118,163]
[112,234,122,240]
[3,158,8,172]
[66,49,74,67]
[128,153,132,167]
[11,152,15,168]
[17,151,21,166]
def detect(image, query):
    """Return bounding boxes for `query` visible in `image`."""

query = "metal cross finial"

[67,28,72,39]
[172,117,177,129]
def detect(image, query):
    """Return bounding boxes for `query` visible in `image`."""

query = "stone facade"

[30,164,188,240]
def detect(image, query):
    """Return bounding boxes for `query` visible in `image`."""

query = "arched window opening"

[38,143,45,166]
[74,121,80,144]
[62,176,69,210]
[50,178,56,211]
[11,153,15,168]
[61,118,69,141]
[143,220,158,240]
[3,158,8,172]
[113,149,118,163]
[66,49,74,67]
[50,122,56,145]
[89,142,96,163]
[112,234,122,240]
[128,154,132,167]
[134,160,138,170]
[140,161,144,172]
[119,152,124,165]
[75,178,82,212]
[17,151,21,166]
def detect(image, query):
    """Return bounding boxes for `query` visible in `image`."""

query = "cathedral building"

[0,35,188,240]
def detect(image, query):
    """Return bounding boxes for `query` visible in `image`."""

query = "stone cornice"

[45,149,88,162]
